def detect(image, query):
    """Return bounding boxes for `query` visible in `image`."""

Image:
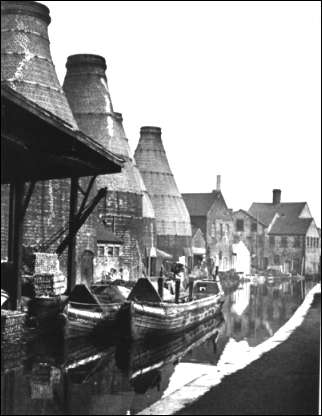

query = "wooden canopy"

[1,84,124,184]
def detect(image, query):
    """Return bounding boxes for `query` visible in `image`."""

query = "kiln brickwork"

[63,54,156,280]
[134,126,192,263]
[1,2,98,277]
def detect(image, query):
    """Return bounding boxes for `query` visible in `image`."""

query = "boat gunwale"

[128,292,223,310]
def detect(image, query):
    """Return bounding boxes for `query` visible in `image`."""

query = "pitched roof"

[182,191,227,216]
[249,202,313,235]
[249,202,307,227]
[269,217,313,236]
[233,209,266,227]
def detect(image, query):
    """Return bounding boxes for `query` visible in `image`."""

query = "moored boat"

[119,278,225,341]
[65,282,131,339]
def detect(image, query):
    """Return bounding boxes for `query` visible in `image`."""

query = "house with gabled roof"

[182,176,234,272]
[248,189,321,275]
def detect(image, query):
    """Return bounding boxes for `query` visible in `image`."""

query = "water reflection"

[1,277,315,415]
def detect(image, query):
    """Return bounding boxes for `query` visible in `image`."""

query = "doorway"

[81,250,94,284]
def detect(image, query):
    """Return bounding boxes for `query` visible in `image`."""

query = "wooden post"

[188,279,194,301]
[10,181,25,310]
[67,177,78,295]
[7,183,15,261]
[157,277,164,299]
[175,279,180,303]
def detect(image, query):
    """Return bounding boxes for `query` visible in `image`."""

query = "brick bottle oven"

[134,127,192,264]
[1,1,96,275]
[63,55,156,281]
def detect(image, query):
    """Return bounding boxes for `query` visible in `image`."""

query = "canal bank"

[139,283,321,415]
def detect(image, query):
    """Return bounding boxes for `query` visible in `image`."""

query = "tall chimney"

[216,175,221,191]
[273,189,281,205]
[1,1,77,129]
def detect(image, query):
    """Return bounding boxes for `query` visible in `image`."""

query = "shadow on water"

[1,276,315,415]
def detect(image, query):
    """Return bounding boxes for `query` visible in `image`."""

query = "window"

[236,219,244,232]
[251,222,257,232]
[220,223,223,240]
[294,237,301,248]
[97,245,105,257]
[258,235,264,247]
[274,255,280,265]
[211,223,215,238]
[107,246,114,256]
[281,237,288,248]
[306,237,310,247]
[269,236,275,248]
[226,224,230,234]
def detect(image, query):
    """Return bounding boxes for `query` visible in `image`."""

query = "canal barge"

[119,278,225,341]
[65,282,131,338]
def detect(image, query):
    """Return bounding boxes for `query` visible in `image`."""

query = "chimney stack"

[272,189,281,205]
[216,175,221,191]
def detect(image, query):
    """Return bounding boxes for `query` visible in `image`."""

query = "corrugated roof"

[182,191,228,217]
[249,202,306,227]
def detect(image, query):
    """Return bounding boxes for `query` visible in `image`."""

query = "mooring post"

[175,279,180,303]
[157,277,164,299]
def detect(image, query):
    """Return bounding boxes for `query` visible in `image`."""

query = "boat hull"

[65,302,122,339]
[123,293,224,340]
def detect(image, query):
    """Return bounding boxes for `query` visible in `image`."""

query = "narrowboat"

[119,277,225,341]
[65,282,131,339]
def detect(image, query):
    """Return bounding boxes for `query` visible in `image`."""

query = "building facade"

[182,177,234,272]
[248,189,321,275]
[232,209,266,269]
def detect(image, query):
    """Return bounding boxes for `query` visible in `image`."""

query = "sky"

[42,1,321,225]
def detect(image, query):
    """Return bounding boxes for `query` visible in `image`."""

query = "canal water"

[1,277,316,415]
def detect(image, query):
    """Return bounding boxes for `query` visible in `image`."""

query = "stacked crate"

[32,253,67,297]
[1,309,26,343]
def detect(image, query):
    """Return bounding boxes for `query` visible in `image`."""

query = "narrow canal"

[1,277,316,415]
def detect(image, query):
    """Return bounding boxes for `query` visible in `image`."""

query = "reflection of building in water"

[219,279,308,347]
[231,282,251,316]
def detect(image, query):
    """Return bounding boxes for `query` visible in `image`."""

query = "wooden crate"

[1,310,26,342]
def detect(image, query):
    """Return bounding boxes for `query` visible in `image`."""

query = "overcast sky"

[42,1,321,225]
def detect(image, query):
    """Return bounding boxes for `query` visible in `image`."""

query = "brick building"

[248,189,321,275]
[191,226,206,266]
[182,176,234,272]
[63,55,156,281]
[232,209,266,269]
[1,1,89,276]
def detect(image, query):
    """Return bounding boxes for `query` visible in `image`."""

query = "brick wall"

[97,191,151,281]
[232,210,266,268]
